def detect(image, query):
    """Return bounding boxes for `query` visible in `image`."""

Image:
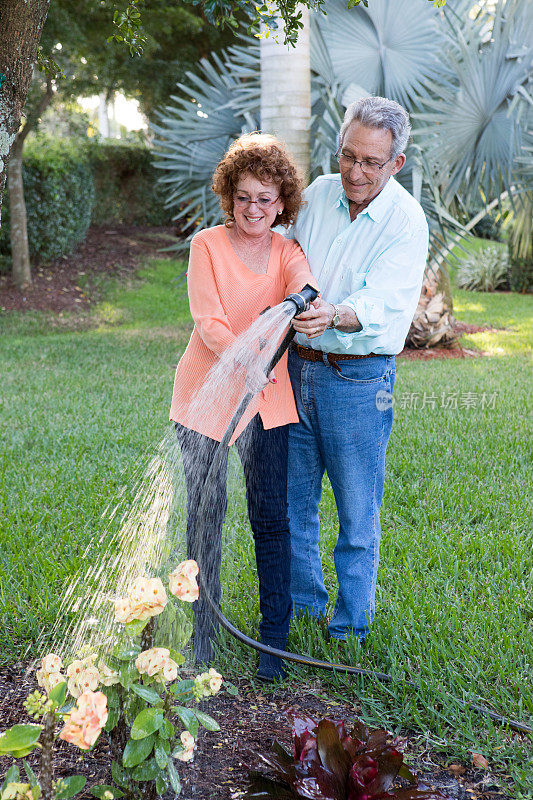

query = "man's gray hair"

[339,96,411,158]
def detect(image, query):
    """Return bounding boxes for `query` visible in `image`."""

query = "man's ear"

[391,153,406,175]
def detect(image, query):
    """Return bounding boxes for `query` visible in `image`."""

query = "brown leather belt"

[291,343,389,367]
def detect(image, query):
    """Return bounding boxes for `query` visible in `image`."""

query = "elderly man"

[288,96,428,643]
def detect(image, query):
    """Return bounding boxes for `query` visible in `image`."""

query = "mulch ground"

[0,225,177,315]
[0,661,512,800]
[0,224,492,358]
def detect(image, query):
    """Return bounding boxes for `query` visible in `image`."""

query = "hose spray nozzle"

[283,283,319,316]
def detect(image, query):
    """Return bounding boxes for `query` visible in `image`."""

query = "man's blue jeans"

[287,349,396,640]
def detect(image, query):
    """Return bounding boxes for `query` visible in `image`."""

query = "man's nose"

[348,160,365,175]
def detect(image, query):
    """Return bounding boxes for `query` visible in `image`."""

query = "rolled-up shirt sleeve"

[338,222,428,346]
[187,236,237,355]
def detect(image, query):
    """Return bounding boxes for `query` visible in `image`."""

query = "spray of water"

[43,302,295,662]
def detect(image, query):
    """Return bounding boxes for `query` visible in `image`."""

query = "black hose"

[188,291,532,737]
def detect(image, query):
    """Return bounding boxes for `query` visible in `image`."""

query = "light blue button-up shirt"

[288,174,429,355]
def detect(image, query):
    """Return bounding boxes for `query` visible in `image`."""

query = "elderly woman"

[170,133,317,681]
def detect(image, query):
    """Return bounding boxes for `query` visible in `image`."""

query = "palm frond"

[313,0,446,108]
[414,0,533,206]
[151,41,260,249]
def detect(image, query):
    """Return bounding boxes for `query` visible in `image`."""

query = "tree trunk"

[0,0,51,222]
[98,92,111,138]
[260,6,311,182]
[8,135,31,287]
[7,79,53,288]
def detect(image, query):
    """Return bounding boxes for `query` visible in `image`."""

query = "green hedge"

[508,254,533,294]
[0,138,172,269]
[85,140,172,227]
[0,138,95,264]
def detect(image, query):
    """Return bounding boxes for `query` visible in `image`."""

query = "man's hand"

[292,298,363,337]
[292,297,335,339]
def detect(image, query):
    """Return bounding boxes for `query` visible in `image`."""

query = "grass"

[1,255,532,795]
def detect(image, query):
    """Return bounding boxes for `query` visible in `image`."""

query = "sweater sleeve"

[281,239,319,296]
[187,235,237,356]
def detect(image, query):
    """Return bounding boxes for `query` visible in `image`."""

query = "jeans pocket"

[332,362,391,385]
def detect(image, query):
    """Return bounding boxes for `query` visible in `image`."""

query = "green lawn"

[1,258,531,795]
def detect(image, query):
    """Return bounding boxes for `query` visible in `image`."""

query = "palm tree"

[260,8,311,181]
[153,0,532,345]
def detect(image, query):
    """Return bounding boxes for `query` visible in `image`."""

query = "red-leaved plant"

[246,710,448,800]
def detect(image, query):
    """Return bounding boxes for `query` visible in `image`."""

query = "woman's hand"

[234,358,276,395]
[292,297,335,339]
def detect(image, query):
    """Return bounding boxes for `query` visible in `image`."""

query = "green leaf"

[22,761,38,789]
[111,761,129,789]
[55,775,87,799]
[48,681,67,707]
[131,708,164,740]
[2,766,20,795]
[131,758,160,782]
[113,647,141,662]
[123,733,156,768]
[130,684,162,705]
[119,663,138,690]
[156,774,169,795]
[154,740,169,770]
[90,785,125,799]
[224,682,239,697]
[124,619,149,637]
[166,761,181,795]
[168,649,185,666]
[158,718,174,740]
[105,706,120,732]
[103,685,120,707]
[174,707,198,738]
[193,709,220,732]
[0,725,42,756]
[170,679,194,698]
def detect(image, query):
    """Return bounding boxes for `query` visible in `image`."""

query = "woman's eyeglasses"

[233,194,280,209]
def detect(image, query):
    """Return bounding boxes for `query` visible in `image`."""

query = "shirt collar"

[335,176,396,223]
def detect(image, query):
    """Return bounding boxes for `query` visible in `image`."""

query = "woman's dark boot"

[257,637,287,682]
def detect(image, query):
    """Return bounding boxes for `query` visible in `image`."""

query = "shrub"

[85,140,172,226]
[456,245,509,292]
[508,253,533,294]
[471,213,502,241]
[0,138,95,265]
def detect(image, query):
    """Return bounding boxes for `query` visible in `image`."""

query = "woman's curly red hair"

[212,133,304,229]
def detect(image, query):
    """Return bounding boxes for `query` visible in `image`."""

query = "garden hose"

[189,288,532,736]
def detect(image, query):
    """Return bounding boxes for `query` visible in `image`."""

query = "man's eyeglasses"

[233,194,280,209]
[335,149,393,176]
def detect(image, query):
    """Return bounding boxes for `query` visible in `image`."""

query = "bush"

[456,244,509,292]
[85,140,172,226]
[471,213,502,241]
[508,254,533,294]
[0,138,95,265]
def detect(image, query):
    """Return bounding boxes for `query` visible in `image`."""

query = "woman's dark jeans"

[175,416,291,663]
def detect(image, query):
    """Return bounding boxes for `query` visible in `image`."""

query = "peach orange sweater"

[169,225,317,442]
